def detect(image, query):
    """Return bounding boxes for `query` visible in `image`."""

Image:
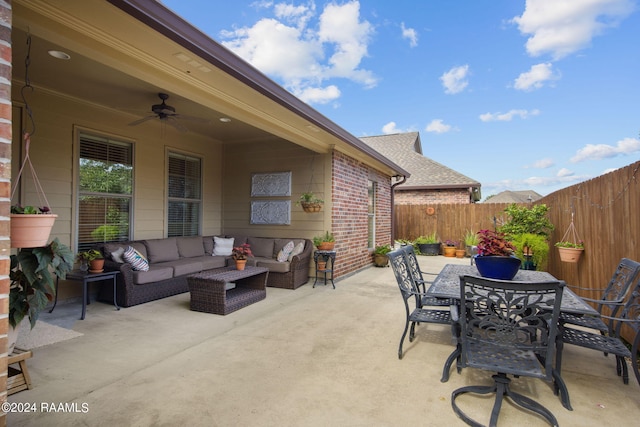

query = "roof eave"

[107,0,409,177]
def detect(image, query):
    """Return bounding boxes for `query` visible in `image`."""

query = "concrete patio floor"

[7,255,640,426]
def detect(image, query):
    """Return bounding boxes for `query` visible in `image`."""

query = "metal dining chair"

[402,245,455,308]
[560,258,640,337]
[388,248,451,359]
[451,275,568,427]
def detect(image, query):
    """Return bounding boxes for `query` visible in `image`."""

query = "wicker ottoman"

[187,266,268,315]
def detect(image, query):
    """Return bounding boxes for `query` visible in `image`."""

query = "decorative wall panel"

[251,172,291,197]
[250,200,291,225]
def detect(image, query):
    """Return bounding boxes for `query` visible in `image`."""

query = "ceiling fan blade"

[128,115,156,126]
[165,116,189,132]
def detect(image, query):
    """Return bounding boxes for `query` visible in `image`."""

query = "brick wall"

[395,188,471,204]
[331,150,391,277]
[0,0,11,423]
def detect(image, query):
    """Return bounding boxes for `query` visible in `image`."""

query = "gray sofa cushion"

[248,237,274,258]
[203,236,214,255]
[177,236,205,258]
[200,255,228,270]
[155,259,204,276]
[132,265,174,285]
[255,257,291,273]
[145,238,180,263]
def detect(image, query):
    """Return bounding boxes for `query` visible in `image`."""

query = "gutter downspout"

[390,175,407,247]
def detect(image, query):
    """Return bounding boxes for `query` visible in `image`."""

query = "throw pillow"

[288,241,305,261]
[111,246,126,263]
[277,241,295,262]
[213,236,234,256]
[124,246,150,271]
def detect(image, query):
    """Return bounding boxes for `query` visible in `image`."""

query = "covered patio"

[8,256,640,426]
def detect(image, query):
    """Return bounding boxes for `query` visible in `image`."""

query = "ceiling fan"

[128,92,208,132]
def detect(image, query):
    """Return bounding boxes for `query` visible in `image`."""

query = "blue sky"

[161,0,640,198]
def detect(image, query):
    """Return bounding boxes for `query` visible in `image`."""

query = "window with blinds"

[78,134,133,251]
[168,152,201,237]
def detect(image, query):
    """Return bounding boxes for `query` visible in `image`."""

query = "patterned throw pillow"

[213,237,234,256]
[123,246,149,271]
[288,241,306,261]
[277,241,295,262]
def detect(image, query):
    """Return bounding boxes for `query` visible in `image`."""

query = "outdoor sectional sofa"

[96,235,313,307]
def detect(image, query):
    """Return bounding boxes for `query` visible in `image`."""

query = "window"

[168,152,202,237]
[78,133,133,251]
[368,180,376,248]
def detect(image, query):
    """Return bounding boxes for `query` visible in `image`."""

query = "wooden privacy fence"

[394,160,640,344]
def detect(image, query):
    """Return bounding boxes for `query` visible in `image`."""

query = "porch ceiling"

[11,0,409,177]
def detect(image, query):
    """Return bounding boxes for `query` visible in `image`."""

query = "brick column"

[0,1,11,424]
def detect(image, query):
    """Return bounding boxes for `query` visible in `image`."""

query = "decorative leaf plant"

[9,238,74,329]
[232,243,253,260]
[476,229,516,257]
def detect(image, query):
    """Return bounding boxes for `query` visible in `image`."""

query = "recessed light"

[48,50,71,60]
[219,117,231,123]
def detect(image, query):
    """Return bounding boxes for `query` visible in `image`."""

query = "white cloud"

[425,119,452,134]
[513,63,558,91]
[295,85,341,104]
[511,0,634,59]
[220,1,377,104]
[570,137,640,162]
[382,122,403,134]
[529,158,555,169]
[557,168,574,177]
[440,65,470,94]
[401,22,418,47]
[480,109,541,122]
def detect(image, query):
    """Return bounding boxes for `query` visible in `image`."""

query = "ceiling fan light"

[219,117,231,123]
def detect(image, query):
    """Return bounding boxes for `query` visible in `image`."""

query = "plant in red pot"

[474,229,521,280]
[232,243,253,270]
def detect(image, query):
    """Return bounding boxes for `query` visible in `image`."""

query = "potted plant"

[77,249,105,272]
[555,240,584,263]
[511,233,550,271]
[9,238,74,352]
[443,239,458,258]
[231,243,253,270]
[10,204,58,248]
[414,232,440,255]
[372,244,392,267]
[297,192,324,213]
[474,229,521,280]
[313,231,335,251]
[463,229,479,257]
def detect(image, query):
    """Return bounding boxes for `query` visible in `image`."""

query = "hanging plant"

[555,214,584,263]
[297,192,324,213]
[10,34,57,248]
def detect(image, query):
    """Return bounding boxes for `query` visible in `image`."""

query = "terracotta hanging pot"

[10,214,57,248]
[301,202,322,213]
[558,247,584,263]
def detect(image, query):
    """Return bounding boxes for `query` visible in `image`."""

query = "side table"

[8,348,33,395]
[313,250,336,289]
[51,270,120,319]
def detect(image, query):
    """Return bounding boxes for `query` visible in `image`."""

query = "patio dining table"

[427,264,599,316]
[430,264,600,411]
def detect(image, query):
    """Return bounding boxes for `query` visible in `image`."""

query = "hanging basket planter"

[555,214,584,263]
[10,213,57,248]
[557,246,584,263]
[301,202,322,213]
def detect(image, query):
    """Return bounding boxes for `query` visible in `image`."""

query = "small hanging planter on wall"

[297,192,324,213]
[555,213,584,263]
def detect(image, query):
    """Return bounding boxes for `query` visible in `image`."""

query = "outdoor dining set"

[388,245,640,427]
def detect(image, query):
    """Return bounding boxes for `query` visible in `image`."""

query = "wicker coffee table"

[187,266,269,315]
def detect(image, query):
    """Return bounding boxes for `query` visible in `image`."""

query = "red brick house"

[360,132,481,204]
